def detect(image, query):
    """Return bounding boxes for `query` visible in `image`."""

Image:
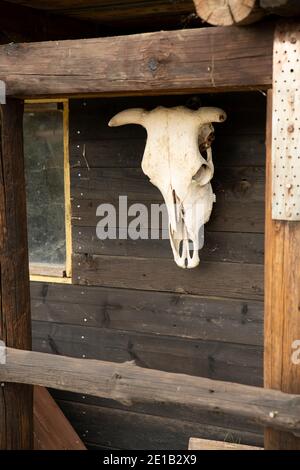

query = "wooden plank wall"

[30,92,266,450]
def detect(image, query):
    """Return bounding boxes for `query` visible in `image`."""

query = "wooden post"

[0,99,33,449]
[264,86,300,450]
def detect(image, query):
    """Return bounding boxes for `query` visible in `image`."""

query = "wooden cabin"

[0,0,299,451]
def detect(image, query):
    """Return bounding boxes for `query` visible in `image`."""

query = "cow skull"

[109,106,226,268]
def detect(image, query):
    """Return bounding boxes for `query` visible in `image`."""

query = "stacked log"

[193,0,300,26]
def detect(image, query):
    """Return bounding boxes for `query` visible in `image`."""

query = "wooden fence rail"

[0,347,300,437]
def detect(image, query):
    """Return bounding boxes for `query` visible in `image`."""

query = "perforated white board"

[0,340,6,364]
[272,24,300,221]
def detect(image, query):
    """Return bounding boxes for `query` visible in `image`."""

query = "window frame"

[25,98,72,284]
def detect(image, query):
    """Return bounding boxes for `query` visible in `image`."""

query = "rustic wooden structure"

[264,25,300,449]
[3,1,300,34]
[0,0,103,42]
[0,100,33,449]
[34,387,86,450]
[0,1,299,451]
[193,0,300,26]
[188,438,262,450]
[0,25,273,96]
[193,0,265,26]
[2,347,300,437]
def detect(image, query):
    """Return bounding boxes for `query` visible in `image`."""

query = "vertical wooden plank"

[0,99,33,449]
[63,100,72,279]
[265,86,300,449]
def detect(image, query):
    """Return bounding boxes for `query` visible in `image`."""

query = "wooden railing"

[0,346,300,438]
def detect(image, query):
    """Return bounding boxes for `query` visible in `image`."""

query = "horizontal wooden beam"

[1,347,300,436]
[0,24,274,98]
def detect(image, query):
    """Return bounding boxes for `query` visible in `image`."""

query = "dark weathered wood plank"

[0,0,104,43]
[51,386,263,439]
[59,400,263,450]
[260,0,300,15]
[72,254,264,301]
[70,134,266,169]
[0,25,273,97]
[70,93,267,141]
[0,99,33,449]
[72,227,264,264]
[70,166,265,201]
[32,321,263,385]
[30,282,263,346]
[3,0,198,32]
[71,197,265,233]
[209,201,265,232]
[70,164,265,234]
[0,347,298,436]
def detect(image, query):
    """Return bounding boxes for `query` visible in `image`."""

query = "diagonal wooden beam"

[0,23,274,98]
[34,386,86,450]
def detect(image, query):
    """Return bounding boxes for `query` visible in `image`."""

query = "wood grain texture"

[51,387,263,438]
[5,0,300,20]
[34,386,86,450]
[0,24,273,97]
[65,91,266,449]
[59,400,262,450]
[72,254,264,301]
[0,99,33,449]
[32,321,263,385]
[193,0,265,26]
[72,227,264,264]
[0,347,299,437]
[30,282,263,345]
[70,134,266,169]
[71,166,265,201]
[3,0,197,31]
[265,89,300,449]
[69,93,267,140]
[188,437,262,450]
[71,197,265,233]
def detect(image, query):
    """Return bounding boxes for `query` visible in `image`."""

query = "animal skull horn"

[109,106,226,268]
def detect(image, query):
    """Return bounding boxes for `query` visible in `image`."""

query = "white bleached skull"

[109,106,226,268]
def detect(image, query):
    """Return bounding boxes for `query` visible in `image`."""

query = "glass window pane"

[23,104,66,272]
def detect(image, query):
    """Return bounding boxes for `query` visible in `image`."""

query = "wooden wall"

[31,92,266,449]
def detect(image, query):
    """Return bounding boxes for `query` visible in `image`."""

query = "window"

[23,99,71,282]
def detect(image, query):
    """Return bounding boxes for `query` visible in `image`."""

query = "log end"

[193,0,264,26]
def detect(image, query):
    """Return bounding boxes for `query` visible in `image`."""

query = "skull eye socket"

[192,163,211,185]
[199,130,215,154]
